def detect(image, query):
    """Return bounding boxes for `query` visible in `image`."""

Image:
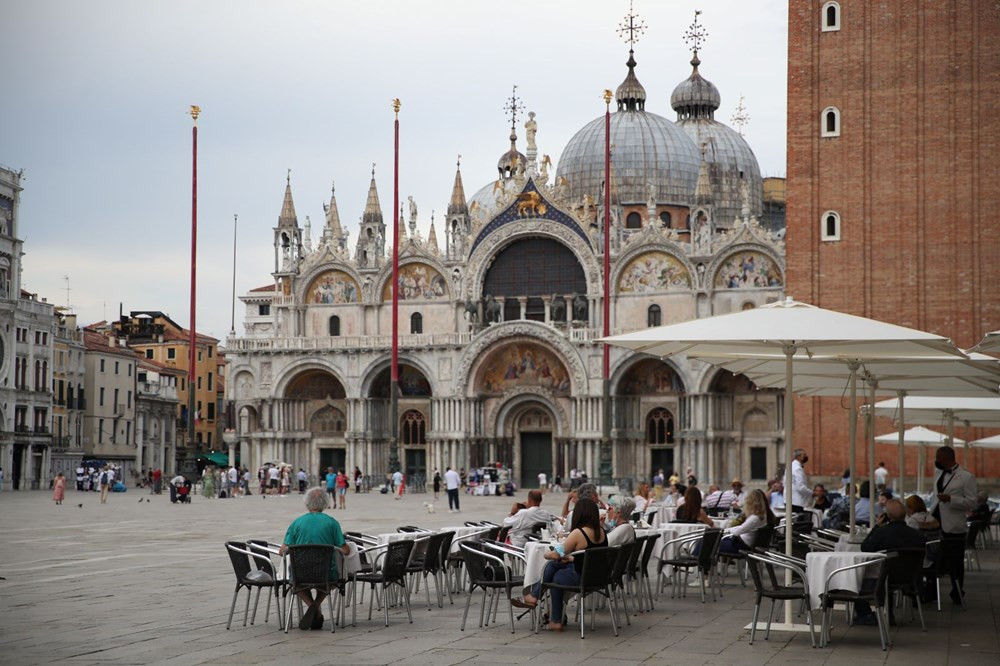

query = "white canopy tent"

[970,433,1000,450]
[602,297,966,630]
[971,330,1000,355]
[873,426,966,493]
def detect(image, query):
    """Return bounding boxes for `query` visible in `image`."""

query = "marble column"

[135,412,145,471]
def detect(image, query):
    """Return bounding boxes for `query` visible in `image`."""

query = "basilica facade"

[224,40,787,489]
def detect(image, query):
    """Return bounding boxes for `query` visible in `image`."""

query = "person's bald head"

[527,489,543,506]
[885,498,906,522]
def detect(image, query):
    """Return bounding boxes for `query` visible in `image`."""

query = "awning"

[196,451,237,466]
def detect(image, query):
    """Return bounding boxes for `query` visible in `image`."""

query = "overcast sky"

[3,0,787,342]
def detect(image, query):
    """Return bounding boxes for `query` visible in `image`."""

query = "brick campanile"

[786,1,1000,482]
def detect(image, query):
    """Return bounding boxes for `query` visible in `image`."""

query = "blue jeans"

[531,560,579,624]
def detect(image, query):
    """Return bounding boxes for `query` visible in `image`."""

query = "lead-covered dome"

[556,52,700,206]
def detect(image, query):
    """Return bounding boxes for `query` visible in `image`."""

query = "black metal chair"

[637,534,660,609]
[819,553,893,650]
[459,542,527,633]
[745,550,816,647]
[608,540,637,626]
[282,544,339,634]
[624,535,648,612]
[537,546,620,639]
[246,539,288,626]
[661,528,723,602]
[225,541,284,630]
[886,546,927,630]
[353,539,415,627]
[407,531,452,609]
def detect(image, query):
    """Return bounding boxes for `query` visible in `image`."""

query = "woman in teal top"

[279,486,350,630]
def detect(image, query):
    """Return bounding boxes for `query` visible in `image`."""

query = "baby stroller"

[176,485,191,504]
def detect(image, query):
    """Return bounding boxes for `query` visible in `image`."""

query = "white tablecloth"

[523,541,552,591]
[834,534,862,552]
[441,526,489,553]
[635,527,678,563]
[805,551,883,608]
[651,506,677,527]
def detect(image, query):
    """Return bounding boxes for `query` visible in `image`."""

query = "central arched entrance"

[501,400,557,488]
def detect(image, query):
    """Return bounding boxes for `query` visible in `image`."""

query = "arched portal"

[496,398,559,489]
[615,358,686,483]
[285,369,348,479]
[482,237,587,323]
[367,363,432,480]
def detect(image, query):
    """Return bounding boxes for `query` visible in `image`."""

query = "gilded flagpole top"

[392,98,401,118]
[189,105,201,124]
[602,89,613,106]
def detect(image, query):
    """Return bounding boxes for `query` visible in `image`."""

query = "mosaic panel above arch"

[714,251,782,289]
[617,252,692,293]
[285,370,347,400]
[306,270,361,304]
[382,263,448,301]
[618,358,685,395]
[475,342,571,395]
[370,363,432,398]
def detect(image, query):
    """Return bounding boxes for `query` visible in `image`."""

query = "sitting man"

[605,495,637,547]
[853,498,926,625]
[967,491,991,525]
[766,480,785,510]
[561,482,601,526]
[812,484,832,512]
[701,485,725,515]
[503,489,559,548]
[279,486,350,630]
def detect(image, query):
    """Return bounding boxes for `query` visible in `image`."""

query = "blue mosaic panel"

[470,180,591,254]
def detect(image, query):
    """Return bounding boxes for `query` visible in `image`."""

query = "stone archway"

[496,397,561,489]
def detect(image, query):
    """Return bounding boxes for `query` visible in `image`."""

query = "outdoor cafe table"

[441,525,490,553]
[522,541,552,592]
[805,551,883,609]
[651,506,677,527]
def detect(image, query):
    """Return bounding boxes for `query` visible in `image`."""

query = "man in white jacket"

[503,490,557,547]
[932,446,977,604]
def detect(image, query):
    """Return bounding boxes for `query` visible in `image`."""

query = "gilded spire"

[278,169,298,228]
[362,165,383,225]
[448,155,468,215]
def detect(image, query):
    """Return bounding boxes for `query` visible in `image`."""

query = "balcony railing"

[34,425,49,434]
[14,424,29,433]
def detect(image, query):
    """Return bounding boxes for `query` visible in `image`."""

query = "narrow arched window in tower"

[626,211,642,229]
[821,107,841,137]
[646,408,674,445]
[647,304,662,327]
[328,315,340,336]
[822,2,841,31]
[821,211,841,241]
[410,312,423,334]
[401,410,426,445]
[659,211,672,227]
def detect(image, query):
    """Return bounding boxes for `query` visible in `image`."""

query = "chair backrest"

[885,547,925,588]
[754,524,775,551]
[496,525,511,544]
[438,531,455,564]
[578,546,618,590]
[645,510,657,525]
[871,554,895,603]
[697,528,724,573]
[640,533,660,570]
[626,535,645,575]
[381,539,416,580]
[397,525,423,533]
[247,540,276,577]
[464,521,480,528]
[287,544,336,587]
[485,526,501,541]
[745,553,770,594]
[421,532,448,571]
[610,541,636,584]
[529,522,548,537]
[226,541,253,581]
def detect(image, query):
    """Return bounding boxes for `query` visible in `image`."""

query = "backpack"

[100,472,109,485]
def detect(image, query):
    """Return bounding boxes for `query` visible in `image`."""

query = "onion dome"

[557,52,700,205]
[497,130,526,180]
[670,54,722,120]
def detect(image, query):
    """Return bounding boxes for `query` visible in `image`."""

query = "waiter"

[932,445,977,604]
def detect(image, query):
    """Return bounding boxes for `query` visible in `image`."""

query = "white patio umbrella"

[874,426,966,493]
[970,433,1000,449]
[971,330,1000,355]
[690,354,998,527]
[602,297,965,630]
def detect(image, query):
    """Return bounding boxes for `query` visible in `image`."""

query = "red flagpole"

[188,105,200,470]
[390,99,401,473]
[601,90,612,484]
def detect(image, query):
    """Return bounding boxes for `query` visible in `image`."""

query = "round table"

[805,551,883,608]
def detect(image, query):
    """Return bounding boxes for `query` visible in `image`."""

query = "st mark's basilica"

[224,16,787,488]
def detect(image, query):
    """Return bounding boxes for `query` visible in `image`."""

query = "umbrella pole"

[896,390,906,497]
[847,362,859,535]
[918,445,924,494]
[946,409,955,445]
[783,344,794,624]
[868,378,877,514]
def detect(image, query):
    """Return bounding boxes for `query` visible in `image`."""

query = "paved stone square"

[1,487,998,665]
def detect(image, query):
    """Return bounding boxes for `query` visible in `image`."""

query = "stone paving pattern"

[1,487,998,665]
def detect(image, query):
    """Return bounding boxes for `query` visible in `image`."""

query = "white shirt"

[769,491,785,509]
[392,471,403,485]
[537,472,547,487]
[229,468,239,483]
[268,467,279,481]
[727,513,765,547]
[606,523,636,547]
[445,469,460,490]
[502,506,557,547]
[791,459,811,508]
[874,466,889,485]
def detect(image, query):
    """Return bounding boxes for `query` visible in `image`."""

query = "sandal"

[510,598,537,609]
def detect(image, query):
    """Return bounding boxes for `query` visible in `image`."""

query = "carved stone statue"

[740,179,751,219]
[525,111,538,152]
[408,196,418,224]
[539,154,551,184]
[696,219,711,254]
[464,300,479,324]
[571,293,588,322]
[550,295,566,322]
[647,183,657,212]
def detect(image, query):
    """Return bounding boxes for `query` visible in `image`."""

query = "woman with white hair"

[605,495,637,547]
[278,487,350,630]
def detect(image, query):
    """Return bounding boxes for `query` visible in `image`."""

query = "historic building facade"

[225,22,788,488]
[787,0,1000,482]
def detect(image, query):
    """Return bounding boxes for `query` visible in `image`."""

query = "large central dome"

[556,53,701,207]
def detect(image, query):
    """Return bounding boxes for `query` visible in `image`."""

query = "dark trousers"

[941,532,966,594]
[531,560,578,624]
[447,487,460,510]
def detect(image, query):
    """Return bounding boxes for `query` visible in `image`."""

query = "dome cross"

[616,0,646,49]
[503,85,522,132]
[683,10,708,59]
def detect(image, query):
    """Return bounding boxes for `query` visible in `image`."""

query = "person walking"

[228,466,239,497]
[394,470,405,500]
[874,461,889,493]
[933,445,977,604]
[52,472,66,505]
[432,469,441,500]
[353,466,363,493]
[297,468,307,494]
[336,469,349,509]
[445,466,461,513]
[99,467,112,503]
[325,467,336,506]
[76,464,85,492]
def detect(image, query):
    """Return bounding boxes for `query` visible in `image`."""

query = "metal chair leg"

[226,584,241,630]
[460,583,474,630]
[242,587,252,626]
[749,598,760,645]
[250,588,261,625]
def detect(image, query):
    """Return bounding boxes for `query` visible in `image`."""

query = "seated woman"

[605,496,637,547]
[513,498,606,632]
[673,487,713,526]
[904,495,940,531]
[633,482,650,513]
[719,489,775,554]
[663,482,685,507]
